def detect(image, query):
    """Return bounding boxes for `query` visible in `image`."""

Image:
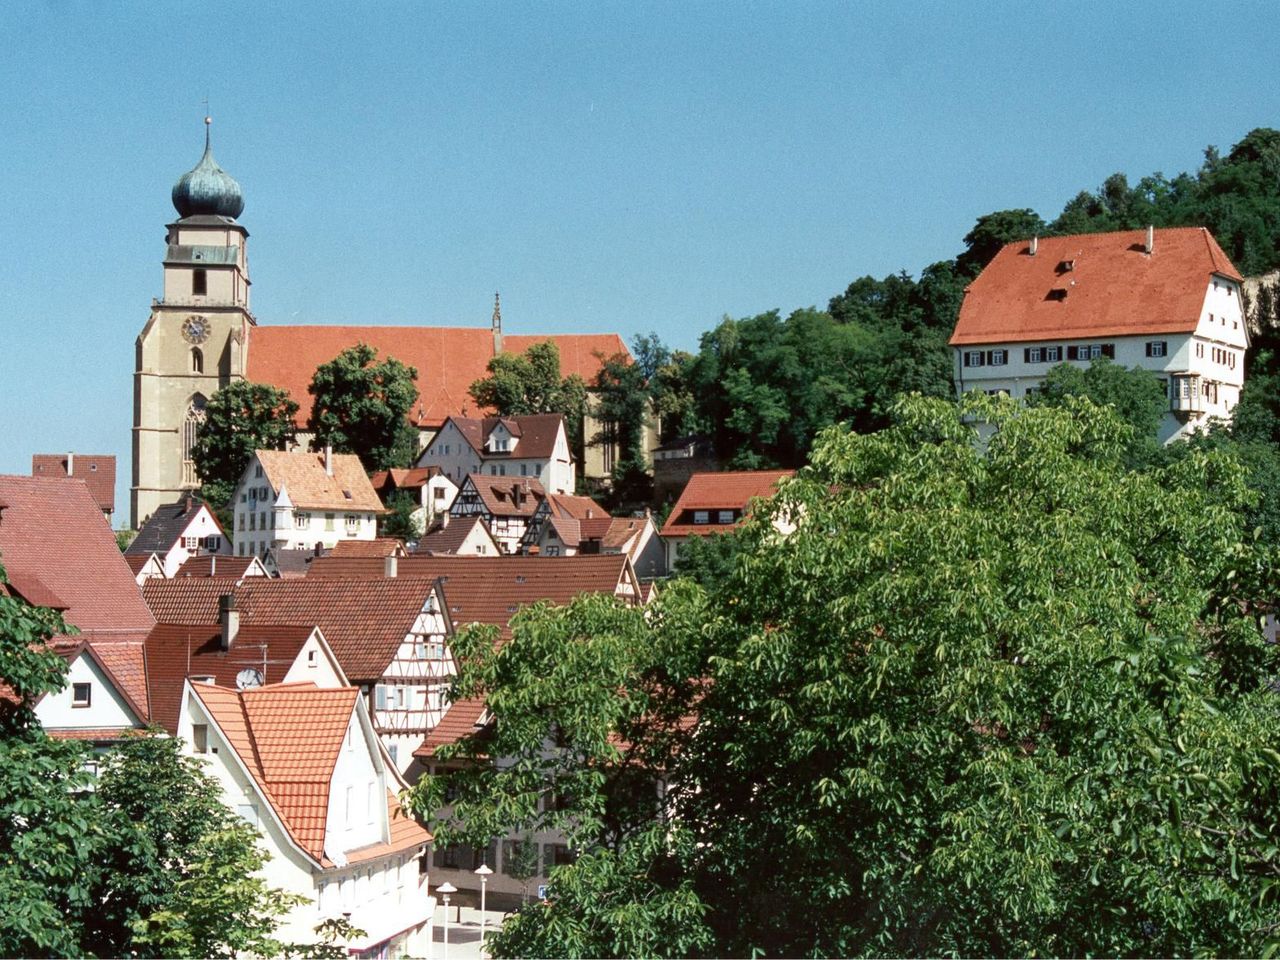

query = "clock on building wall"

[181,315,210,344]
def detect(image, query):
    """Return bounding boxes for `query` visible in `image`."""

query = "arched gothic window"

[191,348,203,373]
[181,394,207,487]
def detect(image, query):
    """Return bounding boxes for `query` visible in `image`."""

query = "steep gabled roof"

[255,450,383,513]
[415,516,497,555]
[548,493,608,520]
[328,538,408,558]
[145,622,319,732]
[414,698,489,758]
[31,454,115,514]
[438,413,568,460]
[190,682,429,866]
[949,227,1244,346]
[128,492,221,555]
[175,554,268,578]
[0,475,155,636]
[462,475,546,519]
[245,326,626,429]
[661,470,794,538]
[143,578,232,625]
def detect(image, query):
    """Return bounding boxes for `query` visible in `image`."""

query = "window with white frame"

[963,350,985,367]
[988,349,1007,366]
[344,514,359,533]
[1045,346,1062,362]
[295,511,311,529]
[72,682,91,707]
[1146,340,1167,358]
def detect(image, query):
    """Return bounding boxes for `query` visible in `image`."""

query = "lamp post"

[474,863,493,954]
[436,882,457,960]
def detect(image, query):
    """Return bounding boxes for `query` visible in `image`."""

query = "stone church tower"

[131,119,253,527]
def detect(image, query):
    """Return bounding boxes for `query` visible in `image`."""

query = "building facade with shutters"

[949,227,1248,443]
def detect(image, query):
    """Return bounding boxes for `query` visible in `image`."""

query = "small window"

[693,510,709,525]
[987,349,1007,366]
[72,682,91,707]
[1146,341,1167,358]
[1045,346,1062,362]
[192,268,207,296]
[325,513,335,531]
[388,744,399,764]
[1025,347,1043,364]
[191,348,203,374]
[718,510,734,524]
[963,350,985,368]
[192,723,209,753]
[307,649,317,667]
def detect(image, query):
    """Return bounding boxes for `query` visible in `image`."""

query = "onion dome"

[171,117,244,219]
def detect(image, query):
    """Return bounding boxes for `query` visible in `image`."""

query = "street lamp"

[474,863,493,950]
[436,882,457,960]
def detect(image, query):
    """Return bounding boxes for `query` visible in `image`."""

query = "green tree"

[309,344,420,472]
[955,208,1048,276]
[1029,357,1168,463]
[191,380,299,510]
[469,340,589,453]
[380,490,423,542]
[419,396,1280,958]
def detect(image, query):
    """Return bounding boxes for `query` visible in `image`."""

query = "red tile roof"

[89,640,150,721]
[145,623,316,732]
[0,475,155,637]
[548,493,609,520]
[245,326,626,429]
[143,578,232,625]
[436,413,568,461]
[661,470,794,538]
[949,227,1243,346]
[414,698,488,758]
[465,475,546,518]
[175,554,264,578]
[415,516,496,555]
[190,682,430,866]
[328,538,407,558]
[308,554,638,635]
[31,454,116,514]
[125,553,163,576]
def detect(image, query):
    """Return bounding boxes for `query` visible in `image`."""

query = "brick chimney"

[219,593,240,650]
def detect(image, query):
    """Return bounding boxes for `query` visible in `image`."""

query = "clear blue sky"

[1,2,1276,523]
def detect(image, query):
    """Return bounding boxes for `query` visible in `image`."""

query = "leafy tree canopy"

[1029,357,1168,463]
[469,340,588,452]
[309,343,420,472]
[417,396,1280,958]
[192,380,299,510]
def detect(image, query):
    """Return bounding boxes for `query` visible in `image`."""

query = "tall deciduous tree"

[1029,357,1168,463]
[191,380,299,510]
[469,340,589,453]
[417,396,1280,958]
[309,344,420,472]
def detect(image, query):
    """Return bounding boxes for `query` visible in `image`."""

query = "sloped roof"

[143,578,232,625]
[414,698,488,758]
[661,470,794,538]
[125,553,163,576]
[328,538,407,558]
[145,622,316,732]
[256,450,383,513]
[229,577,444,680]
[415,517,497,556]
[31,454,115,514]
[441,413,567,460]
[548,493,608,520]
[308,554,637,636]
[128,492,221,555]
[245,326,626,429]
[464,475,546,518]
[370,467,439,497]
[89,640,149,721]
[175,554,266,578]
[190,682,430,866]
[949,227,1244,346]
[0,475,155,636]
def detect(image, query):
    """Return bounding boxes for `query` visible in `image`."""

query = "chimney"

[219,594,240,650]
[324,445,334,476]
[440,511,450,528]
[210,555,216,576]
[384,554,398,578]
[1144,225,1154,255]
[1029,236,1038,256]
[66,451,74,476]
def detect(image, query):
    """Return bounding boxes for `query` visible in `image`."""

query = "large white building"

[231,449,383,558]
[418,413,577,495]
[948,227,1247,443]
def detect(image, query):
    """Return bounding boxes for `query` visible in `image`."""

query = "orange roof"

[949,227,1243,346]
[88,640,150,721]
[661,470,794,538]
[414,698,488,758]
[245,326,627,428]
[175,554,264,578]
[31,454,115,514]
[465,475,546,518]
[548,493,608,521]
[328,538,407,558]
[256,450,384,513]
[190,682,430,866]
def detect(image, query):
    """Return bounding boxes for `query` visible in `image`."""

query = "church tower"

[131,118,254,527]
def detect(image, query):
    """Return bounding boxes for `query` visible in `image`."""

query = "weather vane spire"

[202,96,211,148]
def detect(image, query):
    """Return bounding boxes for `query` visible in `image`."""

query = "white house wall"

[36,653,141,734]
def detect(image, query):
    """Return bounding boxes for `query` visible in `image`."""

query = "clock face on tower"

[181,314,210,344]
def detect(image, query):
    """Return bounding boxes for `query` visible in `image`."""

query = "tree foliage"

[0,563,299,958]
[1029,357,1168,464]
[469,340,589,453]
[379,490,423,543]
[191,380,300,511]
[415,396,1280,957]
[309,343,420,472]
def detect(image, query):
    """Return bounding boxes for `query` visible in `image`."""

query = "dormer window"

[1055,259,1075,273]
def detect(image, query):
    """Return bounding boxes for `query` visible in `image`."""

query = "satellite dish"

[236,667,264,690]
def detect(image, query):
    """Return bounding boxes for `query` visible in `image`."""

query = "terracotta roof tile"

[31,454,115,514]
[256,450,383,513]
[89,640,150,721]
[661,470,794,538]
[145,623,316,732]
[436,413,568,460]
[175,555,265,578]
[328,538,407,558]
[414,698,488,757]
[142,578,231,625]
[548,493,608,520]
[245,326,626,429]
[949,227,1244,346]
[191,682,430,865]
[415,516,495,555]
[466,475,546,518]
[0,475,155,636]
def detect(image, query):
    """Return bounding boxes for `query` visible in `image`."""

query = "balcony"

[1170,375,1205,415]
